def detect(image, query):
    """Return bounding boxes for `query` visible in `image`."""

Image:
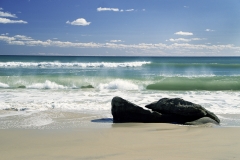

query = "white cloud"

[0,17,27,24]
[14,35,33,41]
[97,7,119,12]
[167,38,204,42]
[125,9,134,12]
[110,40,123,43]
[168,38,190,42]
[142,9,146,11]
[97,7,136,12]
[184,6,189,8]
[66,18,91,26]
[191,38,204,41]
[0,11,17,18]
[0,9,27,24]
[1,33,9,36]
[205,29,215,32]
[174,31,193,36]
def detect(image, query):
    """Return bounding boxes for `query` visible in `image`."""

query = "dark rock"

[146,98,206,117]
[18,85,26,88]
[111,96,220,125]
[20,108,28,111]
[111,96,164,123]
[4,108,18,111]
[184,117,219,125]
[145,98,220,123]
[81,85,94,89]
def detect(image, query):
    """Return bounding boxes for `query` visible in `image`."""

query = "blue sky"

[0,0,240,56]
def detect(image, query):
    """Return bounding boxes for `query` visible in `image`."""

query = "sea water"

[0,56,240,128]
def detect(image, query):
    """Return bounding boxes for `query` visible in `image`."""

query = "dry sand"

[0,122,240,160]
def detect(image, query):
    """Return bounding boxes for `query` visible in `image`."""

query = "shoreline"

[0,121,240,160]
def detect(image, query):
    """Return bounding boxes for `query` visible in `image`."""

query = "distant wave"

[149,62,240,68]
[0,61,151,68]
[157,74,217,78]
[147,76,240,91]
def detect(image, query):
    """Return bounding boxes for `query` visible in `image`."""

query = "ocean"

[0,55,240,128]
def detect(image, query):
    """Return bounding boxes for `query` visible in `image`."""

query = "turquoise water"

[0,56,240,128]
[1,56,240,90]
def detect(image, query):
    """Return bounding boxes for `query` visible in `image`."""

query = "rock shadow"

[91,118,113,123]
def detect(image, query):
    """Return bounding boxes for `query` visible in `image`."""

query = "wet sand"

[0,122,239,160]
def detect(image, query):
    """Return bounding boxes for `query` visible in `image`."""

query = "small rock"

[81,85,94,89]
[4,108,18,111]
[18,85,26,88]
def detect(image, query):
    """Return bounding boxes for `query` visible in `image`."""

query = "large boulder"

[145,98,220,123]
[111,96,220,125]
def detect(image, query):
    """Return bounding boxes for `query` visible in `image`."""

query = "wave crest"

[27,80,67,89]
[0,61,151,68]
[98,79,140,91]
[0,82,9,88]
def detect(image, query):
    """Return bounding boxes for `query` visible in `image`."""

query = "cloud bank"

[0,34,239,55]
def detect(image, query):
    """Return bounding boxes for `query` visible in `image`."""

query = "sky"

[0,0,240,56]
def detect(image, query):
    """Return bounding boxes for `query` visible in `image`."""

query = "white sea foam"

[0,61,151,68]
[1,88,240,115]
[98,79,140,90]
[0,88,240,128]
[27,80,67,89]
[0,82,9,88]
[20,113,54,127]
[158,73,216,78]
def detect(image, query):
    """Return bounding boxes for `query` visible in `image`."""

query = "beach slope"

[0,123,239,160]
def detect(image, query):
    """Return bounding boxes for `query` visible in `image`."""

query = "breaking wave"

[98,79,140,91]
[26,80,67,89]
[0,82,9,88]
[0,61,151,68]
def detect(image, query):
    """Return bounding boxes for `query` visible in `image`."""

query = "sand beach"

[0,112,239,160]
